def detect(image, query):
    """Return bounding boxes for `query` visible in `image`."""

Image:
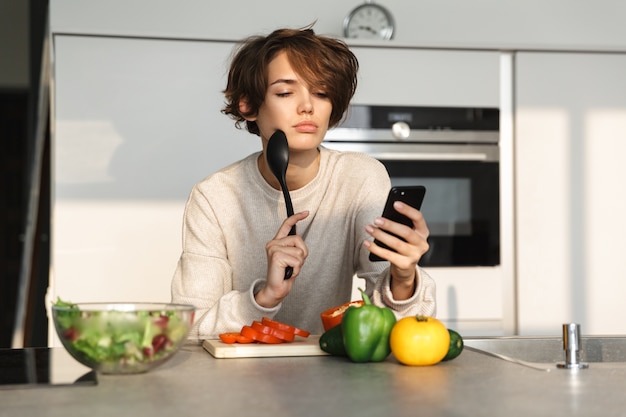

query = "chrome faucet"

[557,323,589,369]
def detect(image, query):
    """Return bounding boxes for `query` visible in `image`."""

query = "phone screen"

[369,186,426,262]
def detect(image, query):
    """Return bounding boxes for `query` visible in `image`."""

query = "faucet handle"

[563,323,581,352]
[557,323,589,369]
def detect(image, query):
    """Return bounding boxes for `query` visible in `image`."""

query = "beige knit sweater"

[171,146,436,340]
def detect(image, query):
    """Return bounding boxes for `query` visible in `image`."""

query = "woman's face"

[248,51,333,153]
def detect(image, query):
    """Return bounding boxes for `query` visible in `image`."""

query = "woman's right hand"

[255,210,309,308]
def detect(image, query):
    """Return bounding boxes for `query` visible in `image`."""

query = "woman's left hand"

[364,200,430,283]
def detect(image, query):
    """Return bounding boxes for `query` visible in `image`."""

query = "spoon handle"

[284,267,294,280]
[281,185,295,279]
[282,187,296,234]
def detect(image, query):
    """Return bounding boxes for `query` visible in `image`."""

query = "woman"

[171,27,436,340]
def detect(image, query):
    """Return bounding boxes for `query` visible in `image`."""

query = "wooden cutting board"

[203,335,328,358]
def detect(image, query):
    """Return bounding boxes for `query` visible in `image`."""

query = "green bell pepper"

[342,288,397,363]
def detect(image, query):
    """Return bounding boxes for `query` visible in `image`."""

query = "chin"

[289,134,325,149]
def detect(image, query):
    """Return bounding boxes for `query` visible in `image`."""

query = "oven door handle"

[368,152,491,161]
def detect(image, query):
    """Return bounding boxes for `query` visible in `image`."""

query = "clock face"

[343,3,394,40]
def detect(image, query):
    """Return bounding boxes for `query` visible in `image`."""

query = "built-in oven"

[324,104,500,267]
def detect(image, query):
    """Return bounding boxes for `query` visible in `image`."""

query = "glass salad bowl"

[52,301,195,374]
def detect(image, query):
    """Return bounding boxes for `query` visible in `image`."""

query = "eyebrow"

[270,78,297,86]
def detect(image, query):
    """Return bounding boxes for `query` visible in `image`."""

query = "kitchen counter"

[2,343,626,417]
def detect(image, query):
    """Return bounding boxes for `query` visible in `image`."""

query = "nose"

[298,93,313,114]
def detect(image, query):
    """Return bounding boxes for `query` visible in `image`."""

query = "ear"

[239,98,257,121]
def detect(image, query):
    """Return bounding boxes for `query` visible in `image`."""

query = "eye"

[276,92,292,98]
[314,91,329,99]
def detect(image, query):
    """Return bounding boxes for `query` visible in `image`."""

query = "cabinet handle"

[368,152,490,161]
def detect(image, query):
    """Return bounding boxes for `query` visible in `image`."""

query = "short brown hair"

[222,27,359,136]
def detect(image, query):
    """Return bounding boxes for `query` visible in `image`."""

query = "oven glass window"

[382,160,499,267]
[392,178,472,237]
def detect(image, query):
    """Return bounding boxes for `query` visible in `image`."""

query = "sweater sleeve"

[170,185,280,341]
[371,267,437,319]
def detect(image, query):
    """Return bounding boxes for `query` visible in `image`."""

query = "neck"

[259,148,320,191]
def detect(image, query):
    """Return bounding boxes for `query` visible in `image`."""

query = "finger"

[366,228,411,258]
[392,201,429,237]
[266,244,307,281]
[366,237,426,271]
[274,210,310,239]
[266,232,309,261]
[365,223,429,267]
[371,216,414,244]
[377,205,429,242]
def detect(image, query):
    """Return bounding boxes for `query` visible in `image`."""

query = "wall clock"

[343,2,395,40]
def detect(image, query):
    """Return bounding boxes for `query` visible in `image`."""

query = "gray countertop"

[2,344,626,417]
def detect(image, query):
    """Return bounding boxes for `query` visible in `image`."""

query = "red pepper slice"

[240,325,283,344]
[218,332,255,344]
[320,300,365,331]
[251,321,295,342]
[261,317,311,338]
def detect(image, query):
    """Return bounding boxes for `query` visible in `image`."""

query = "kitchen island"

[1,342,625,417]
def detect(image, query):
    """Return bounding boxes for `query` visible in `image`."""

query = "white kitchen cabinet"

[350,47,500,108]
[515,52,626,335]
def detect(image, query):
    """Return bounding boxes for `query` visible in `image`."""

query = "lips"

[294,121,318,133]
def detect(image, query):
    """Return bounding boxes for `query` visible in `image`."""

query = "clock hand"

[357,25,378,35]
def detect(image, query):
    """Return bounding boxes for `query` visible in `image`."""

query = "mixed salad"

[53,298,193,373]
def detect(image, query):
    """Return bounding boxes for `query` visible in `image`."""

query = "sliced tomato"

[218,332,254,344]
[320,300,365,331]
[251,321,295,342]
[261,317,310,338]
[240,325,283,344]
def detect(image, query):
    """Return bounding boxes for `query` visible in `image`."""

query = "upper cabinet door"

[53,35,259,200]
[350,48,500,108]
